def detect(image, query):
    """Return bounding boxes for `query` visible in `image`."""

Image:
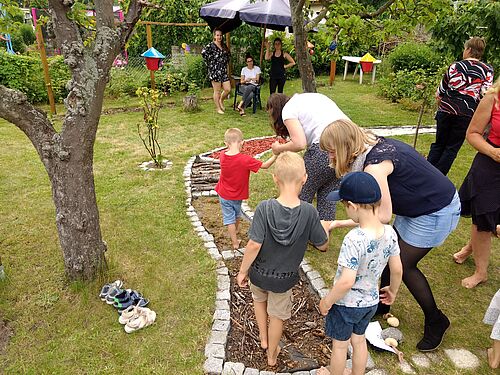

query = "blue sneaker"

[99,280,123,301]
[105,285,123,305]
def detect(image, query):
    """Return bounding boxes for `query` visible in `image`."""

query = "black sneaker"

[416,310,450,352]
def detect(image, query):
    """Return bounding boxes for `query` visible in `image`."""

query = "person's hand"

[237,271,248,288]
[489,147,500,163]
[271,141,282,155]
[379,286,396,305]
[319,298,331,316]
[266,40,270,48]
[329,220,341,231]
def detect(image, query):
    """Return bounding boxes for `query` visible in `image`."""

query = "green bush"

[388,42,442,73]
[19,24,36,46]
[9,31,27,54]
[106,67,150,98]
[184,54,208,89]
[0,51,70,103]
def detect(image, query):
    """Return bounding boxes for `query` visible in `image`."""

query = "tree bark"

[0,0,146,281]
[290,0,317,93]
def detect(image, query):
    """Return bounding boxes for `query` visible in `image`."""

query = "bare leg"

[330,339,349,375]
[488,340,500,369]
[211,81,223,114]
[453,239,472,264]
[350,334,368,375]
[226,223,240,250]
[267,316,283,366]
[254,301,268,349]
[462,224,490,288]
[220,80,231,111]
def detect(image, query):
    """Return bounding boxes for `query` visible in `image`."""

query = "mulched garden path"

[193,197,332,372]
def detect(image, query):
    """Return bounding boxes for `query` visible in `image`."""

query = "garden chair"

[232,76,263,114]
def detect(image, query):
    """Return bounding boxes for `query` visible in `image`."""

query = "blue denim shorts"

[393,191,460,248]
[325,304,377,341]
[219,197,242,225]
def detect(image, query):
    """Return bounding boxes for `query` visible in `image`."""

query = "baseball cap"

[327,171,381,204]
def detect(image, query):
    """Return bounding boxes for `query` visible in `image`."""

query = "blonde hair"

[273,151,306,184]
[319,119,377,177]
[224,128,243,144]
[486,77,500,109]
[464,37,486,59]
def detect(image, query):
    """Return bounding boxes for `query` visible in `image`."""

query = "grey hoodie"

[248,199,327,293]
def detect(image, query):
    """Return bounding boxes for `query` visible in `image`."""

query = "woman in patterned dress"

[202,28,231,114]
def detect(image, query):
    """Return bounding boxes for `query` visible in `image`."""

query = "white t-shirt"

[281,93,349,146]
[241,66,261,84]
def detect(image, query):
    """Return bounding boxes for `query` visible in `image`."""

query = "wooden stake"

[329,60,336,86]
[146,24,155,89]
[36,23,56,115]
[259,25,266,67]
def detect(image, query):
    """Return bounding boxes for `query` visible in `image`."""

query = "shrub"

[0,51,70,103]
[184,54,208,89]
[19,24,36,46]
[106,67,150,98]
[388,42,442,73]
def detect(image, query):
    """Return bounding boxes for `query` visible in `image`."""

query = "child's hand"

[319,298,330,316]
[379,286,396,305]
[237,272,248,288]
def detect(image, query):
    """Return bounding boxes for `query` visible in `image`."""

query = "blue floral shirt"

[334,225,399,308]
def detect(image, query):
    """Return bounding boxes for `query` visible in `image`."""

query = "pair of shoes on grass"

[119,305,156,333]
[100,280,123,303]
[99,281,149,314]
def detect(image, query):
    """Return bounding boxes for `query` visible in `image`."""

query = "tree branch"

[359,0,397,19]
[0,85,57,160]
[119,0,147,49]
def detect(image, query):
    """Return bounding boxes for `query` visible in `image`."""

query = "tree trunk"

[289,0,317,93]
[49,153,107,281]
[183,94,199,112]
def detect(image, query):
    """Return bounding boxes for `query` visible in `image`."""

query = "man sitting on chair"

[237,54,261,116]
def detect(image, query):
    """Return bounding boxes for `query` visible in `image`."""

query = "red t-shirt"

[215,152,263,200]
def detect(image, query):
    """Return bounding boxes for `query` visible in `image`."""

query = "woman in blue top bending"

[320,119,461,353]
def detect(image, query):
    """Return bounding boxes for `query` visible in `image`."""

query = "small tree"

[136,87,164,168]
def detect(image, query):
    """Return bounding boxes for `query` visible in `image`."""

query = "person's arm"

[237,239,262,287]
[260,154,277,169]
[364,160,394,224]
[319,267,356,315]
[271,119,307,155]
[466,93,500,163]
[379,254,403,305]
[330,219,357,230]
[265,40,272,60]
[240,74,246,85]
[284,52,295,69]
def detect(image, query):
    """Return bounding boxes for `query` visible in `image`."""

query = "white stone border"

[139,160,173,171]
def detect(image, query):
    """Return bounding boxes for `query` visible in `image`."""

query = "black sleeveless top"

[270,51,286,79]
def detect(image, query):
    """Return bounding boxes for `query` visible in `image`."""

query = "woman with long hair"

[202,28,231,114]
[265,38,295,95]
[320,120,461,352]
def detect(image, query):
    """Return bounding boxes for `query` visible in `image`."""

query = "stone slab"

[222,362,245,375]
[203,357,223,375]
[208,329,228,345]
[444,348,480,369]
[411,353,430,368]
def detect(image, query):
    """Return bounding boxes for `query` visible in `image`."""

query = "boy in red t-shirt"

[215,128,277,250]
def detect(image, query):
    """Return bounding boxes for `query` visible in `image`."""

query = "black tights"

[380,231,438,321]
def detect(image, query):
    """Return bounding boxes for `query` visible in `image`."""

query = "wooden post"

[36,23,56,115]
[146,24,155,89]
[329,60,336,86]
[226,32,234,88]
[259,25,266,67]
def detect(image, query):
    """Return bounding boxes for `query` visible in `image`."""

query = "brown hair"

[213,28,229,53]
[464,37,486,59]
[319,119,377,177]
[273,151,306,184]
[224,128,243,144]
[266,93,290,138]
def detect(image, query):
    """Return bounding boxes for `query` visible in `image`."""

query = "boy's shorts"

[325,304,377,341]
[219,197,242,225]
[249,282,293,321]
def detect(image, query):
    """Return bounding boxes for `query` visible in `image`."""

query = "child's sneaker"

[99,280,123,301]
[124,308,156,333]
[105,285,123,305]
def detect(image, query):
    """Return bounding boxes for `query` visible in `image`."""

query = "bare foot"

[232,239,242,251]
[259,335,268,350]
[461,273,487,288]
[496,225,500,237]
[219,98,225,112]
[343,368,352,375]
[267,344,281,367]
[487,347,499,369]
[217,109,224,114]
[453,243,472,264]
[317,367,330,375]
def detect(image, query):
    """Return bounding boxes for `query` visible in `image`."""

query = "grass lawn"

[0,77,498,374]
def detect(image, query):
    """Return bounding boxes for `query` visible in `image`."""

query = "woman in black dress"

[265,38,295,95]
[202,28,231,114]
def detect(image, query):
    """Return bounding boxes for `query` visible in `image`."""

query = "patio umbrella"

[199,0,248,34]
[239,0,292,31]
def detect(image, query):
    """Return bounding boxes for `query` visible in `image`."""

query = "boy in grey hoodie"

[237,151,329,367]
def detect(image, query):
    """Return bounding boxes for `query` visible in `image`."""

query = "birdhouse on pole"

[360,53,376,73]
[141,47,165,71]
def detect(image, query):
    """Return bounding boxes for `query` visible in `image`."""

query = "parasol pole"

[259,25,267,67]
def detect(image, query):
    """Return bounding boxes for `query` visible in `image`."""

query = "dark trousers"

[269,77,286,95]
[427,111,472,175]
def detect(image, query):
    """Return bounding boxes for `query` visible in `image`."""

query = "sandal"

[124,307,156,333]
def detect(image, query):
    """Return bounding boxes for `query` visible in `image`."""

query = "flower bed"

[208,137,286,159]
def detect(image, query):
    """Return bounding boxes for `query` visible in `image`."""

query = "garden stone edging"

[184,127,440,375]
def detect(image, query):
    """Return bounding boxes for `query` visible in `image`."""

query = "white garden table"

[342,56,382,84]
